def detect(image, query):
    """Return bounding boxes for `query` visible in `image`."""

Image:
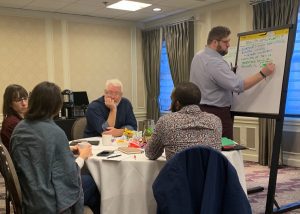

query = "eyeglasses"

[104,90,121,97]
[218,39,230,45]
[13,97,28,103]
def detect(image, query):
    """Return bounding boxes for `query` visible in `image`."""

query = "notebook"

[222,144,248,151]
[221,137,248,151]
[69,140,99,146]
[118,147,143,154]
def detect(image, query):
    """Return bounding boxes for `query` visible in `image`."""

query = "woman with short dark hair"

[11,81,84,213]
[1,84,28,151]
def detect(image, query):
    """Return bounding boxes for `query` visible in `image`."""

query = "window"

[285,12,300,116]
[159,41,174,112]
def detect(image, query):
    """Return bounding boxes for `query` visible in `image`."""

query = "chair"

[0,141,94,214]
[71,117,91,175]
[152,146,251,214]
[0,143,22,214]
[71,117,87,140]
[84,206,93,214]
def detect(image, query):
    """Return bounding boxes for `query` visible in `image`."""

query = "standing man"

[84,79,137,137]
[190,26,275,139]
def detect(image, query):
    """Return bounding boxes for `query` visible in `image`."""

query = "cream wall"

[0,8,147,124]
[0,15,48,94]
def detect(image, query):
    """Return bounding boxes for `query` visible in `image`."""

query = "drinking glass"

[143,119,155,142]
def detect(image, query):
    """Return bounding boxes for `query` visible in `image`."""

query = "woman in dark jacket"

[1,84,28,151]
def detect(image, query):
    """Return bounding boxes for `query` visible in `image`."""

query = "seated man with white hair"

[84,79,137,137]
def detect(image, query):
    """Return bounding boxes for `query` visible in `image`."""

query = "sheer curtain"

[252,0,299,166]
[164,20,194,86]
[141,28,162,122]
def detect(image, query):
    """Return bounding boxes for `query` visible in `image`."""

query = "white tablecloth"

[222,150,247,194]
[84,138,247,214]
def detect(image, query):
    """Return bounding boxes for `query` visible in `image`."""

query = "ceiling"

[0,0,224,23]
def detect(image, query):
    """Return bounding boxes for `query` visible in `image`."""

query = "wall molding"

[242,152,258,162]
[234,116,259,125]
[283,151,300,167]
[131,27,138,111]
[283,117,300,132]
[45,18,55,82]
[61,20,71,89]
[243,151,300,168]
[236,117,300,166]
[134,111,147,118]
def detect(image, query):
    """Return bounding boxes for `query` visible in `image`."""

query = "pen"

[107,154,121,159]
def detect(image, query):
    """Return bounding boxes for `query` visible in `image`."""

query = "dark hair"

[2,84,28,116]
[172,82,201,107]
[207,26,231,45]
[25,81,63,121]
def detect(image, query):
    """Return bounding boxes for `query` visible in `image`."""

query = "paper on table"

[118,147,143,154]
[102,154,131,162]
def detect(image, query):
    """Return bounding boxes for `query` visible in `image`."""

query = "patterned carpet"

[246,161,300,214]
[0,161,299,213]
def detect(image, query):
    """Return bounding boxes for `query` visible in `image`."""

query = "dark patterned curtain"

[252,0,299,166]
[141,28,162,122]
[164,20,194,86]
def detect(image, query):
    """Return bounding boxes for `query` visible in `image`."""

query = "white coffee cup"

[102,134,113,146]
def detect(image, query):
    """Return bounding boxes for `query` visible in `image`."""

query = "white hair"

[105,79,123,92]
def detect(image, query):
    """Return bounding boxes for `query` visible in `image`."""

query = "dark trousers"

[82,174,101,214]
[200,104,234,140]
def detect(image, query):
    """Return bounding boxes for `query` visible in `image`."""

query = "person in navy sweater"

[84,79,137,137]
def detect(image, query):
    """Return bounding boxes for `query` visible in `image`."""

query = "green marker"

[262,63,266,67]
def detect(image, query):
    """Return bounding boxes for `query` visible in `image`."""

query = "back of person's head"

[2,84,28,116]
[172,82,201,108]
[105,79,123,93]
[25,81,62,121]
[207,26,231,45]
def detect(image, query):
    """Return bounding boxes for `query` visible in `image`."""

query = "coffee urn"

[61,89,74,119]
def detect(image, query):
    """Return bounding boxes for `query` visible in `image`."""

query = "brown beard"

[170,99,182,112]
[216,44,228,56]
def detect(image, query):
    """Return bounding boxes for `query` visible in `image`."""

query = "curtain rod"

[142,17,194,31]
[165,17,195,27]
[249,0,271,5]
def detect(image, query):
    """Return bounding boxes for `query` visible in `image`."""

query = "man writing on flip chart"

[190,26,275,140]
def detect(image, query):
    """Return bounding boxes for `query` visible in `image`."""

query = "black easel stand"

[273,201,300,213]
[231,24,298,214]
[265,118,300,213]
[247,186,264,195]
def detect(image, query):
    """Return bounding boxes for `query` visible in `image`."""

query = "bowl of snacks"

[123,128,134,139]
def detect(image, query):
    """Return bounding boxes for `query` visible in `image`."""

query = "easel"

[232,25,298,214]
[264,24,299,214]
